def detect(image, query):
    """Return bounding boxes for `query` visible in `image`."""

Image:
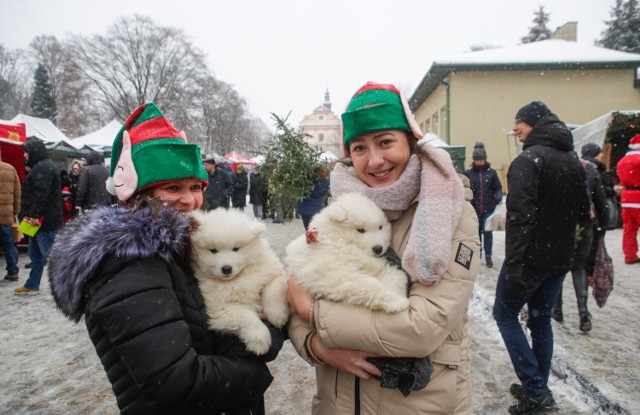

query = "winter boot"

[578,295,592,332]
[508,391,558,414]
[486,256,493,268]
[509,383,527,401]
[579,313,592,332]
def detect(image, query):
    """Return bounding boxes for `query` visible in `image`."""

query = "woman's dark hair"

[338,132,448,177]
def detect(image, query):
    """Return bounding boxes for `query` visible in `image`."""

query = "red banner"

[0,122,26,142]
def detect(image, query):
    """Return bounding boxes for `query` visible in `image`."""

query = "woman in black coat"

[47,103,283,414]
[232,164,249,210]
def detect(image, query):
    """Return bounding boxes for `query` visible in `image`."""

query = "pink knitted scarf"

[330,143,464,285]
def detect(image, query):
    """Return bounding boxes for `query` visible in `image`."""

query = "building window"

[319,115,324,120]
[319,133,324,142]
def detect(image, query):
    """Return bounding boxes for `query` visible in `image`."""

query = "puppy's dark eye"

[357,228,365,234]
[232,247,240,252]
[209,249,218,254]
[379,225,382,230]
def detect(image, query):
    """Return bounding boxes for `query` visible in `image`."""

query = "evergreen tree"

[597,0,640,54]
[521,6,552,44]
[30,63,57,123]
[261,114,323,222]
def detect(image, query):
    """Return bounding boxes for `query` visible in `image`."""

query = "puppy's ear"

[246,219,266,241]
[190,210,204,227]
[325,201,350,224]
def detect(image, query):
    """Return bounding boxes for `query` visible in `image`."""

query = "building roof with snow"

[410,39,640,110]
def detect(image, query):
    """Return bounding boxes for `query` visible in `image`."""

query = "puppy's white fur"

[286,192,410,313]
[190,209,289,355]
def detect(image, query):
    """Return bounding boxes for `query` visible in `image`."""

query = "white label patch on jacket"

[455,243,473,270]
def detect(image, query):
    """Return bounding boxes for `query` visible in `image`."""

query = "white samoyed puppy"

[285,192,410,313]
[190,209,289,355]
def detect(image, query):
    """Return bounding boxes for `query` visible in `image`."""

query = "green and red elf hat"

[106,103,208,202]
[341,82,423,156]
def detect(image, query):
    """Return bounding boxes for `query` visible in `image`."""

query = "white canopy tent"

[71,120,122,155]
[572,111,640,151]
[10,114,97,158]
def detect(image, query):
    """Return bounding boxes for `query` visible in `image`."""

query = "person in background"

[224,161,234,208]
[287,82,480,414]
[616,134,640,264]
[60,169,71,188]
[493,101,588,414]
[61,186,74,223]
[75,151,114,212]
[231,164,249,210]
[297,165,330,231]
[68,160,82,213]
[15,139,63,296]
[464,141,502,268]
[203,158,232,210]
[47,103,283,414]
[580,143,616,278]
[552,146,608,332]
[249,167,267,219]
[0,148,21,282]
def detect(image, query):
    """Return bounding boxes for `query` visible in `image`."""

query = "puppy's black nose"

[221,265,233,275]
[372,245,383,256]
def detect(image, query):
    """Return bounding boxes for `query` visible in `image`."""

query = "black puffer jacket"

[20,139,62,232]
[464,162,503,216]
[204,168,232,209]
[232,170,249,207]
[505,114,588,272]
[48,204,280,414]
[76,152,114,210]
[249,173,267,205]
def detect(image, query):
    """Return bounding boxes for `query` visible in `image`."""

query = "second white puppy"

[285,192,410,313]
[190,209,289,355]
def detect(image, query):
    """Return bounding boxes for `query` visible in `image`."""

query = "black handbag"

[605,196,621,230]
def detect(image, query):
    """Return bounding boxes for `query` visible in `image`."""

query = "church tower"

[298,88,343,158]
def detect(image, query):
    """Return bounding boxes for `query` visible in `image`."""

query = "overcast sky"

[1,0,615,129]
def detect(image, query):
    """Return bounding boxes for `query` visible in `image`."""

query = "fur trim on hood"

[48,204,190,322]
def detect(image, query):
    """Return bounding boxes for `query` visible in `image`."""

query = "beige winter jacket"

[288,176,480,415]
[0,161,20,226]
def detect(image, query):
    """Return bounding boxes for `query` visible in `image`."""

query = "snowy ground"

[0,214,637,414]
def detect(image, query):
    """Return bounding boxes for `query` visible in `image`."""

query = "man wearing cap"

[203,158,232,210]
[493,101,588,414]
[616,134,640,264]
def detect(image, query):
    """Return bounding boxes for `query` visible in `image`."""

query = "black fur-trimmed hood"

[48,205,190,322]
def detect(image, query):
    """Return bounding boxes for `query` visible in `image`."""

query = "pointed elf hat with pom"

[106,103,208,202]
[629,134,640,150]
[341,82,423,156]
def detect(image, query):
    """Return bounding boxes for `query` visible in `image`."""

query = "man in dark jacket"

[464,141,502,268]
[15,139,63,296]
[76,151,114,211]
[492,101,588,414]
[203,158,232,210]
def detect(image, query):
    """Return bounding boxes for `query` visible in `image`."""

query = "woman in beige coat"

[287,82,480,414]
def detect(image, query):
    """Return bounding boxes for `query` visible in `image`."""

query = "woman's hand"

[310,334,382,380]
[287,275,313,322]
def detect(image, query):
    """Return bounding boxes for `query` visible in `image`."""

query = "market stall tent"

[224,151,256,170]
[572,110,640,170]
[71,120,122,156]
